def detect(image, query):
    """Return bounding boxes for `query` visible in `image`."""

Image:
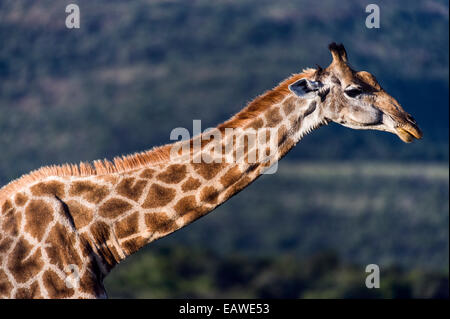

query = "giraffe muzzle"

[395,122,423,143]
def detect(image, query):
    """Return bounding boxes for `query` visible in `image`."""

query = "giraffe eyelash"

[344,87,363,98]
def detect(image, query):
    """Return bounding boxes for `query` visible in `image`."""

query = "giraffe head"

[289,43,422,143]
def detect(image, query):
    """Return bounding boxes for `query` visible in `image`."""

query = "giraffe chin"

[395,126,423,143]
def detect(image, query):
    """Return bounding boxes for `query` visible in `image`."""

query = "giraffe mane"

[0,70,315,205]
[218,71,310,129]
[0,145,172,204]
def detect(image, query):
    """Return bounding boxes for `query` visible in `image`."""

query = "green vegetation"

[105,245,449,299]
[0,1,448,298]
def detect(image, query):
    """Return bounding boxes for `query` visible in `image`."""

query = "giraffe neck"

[104,76,327,267]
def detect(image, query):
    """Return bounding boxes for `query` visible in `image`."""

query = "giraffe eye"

[344,87,363,98]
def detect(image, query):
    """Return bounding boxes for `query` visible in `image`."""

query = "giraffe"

[0,43,422,298]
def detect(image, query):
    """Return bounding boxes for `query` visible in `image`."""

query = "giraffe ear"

[288,78,323,98]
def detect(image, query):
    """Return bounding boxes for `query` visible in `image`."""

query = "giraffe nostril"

[406,114,417,125]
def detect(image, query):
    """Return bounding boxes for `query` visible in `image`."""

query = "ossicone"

[328,42,348,63]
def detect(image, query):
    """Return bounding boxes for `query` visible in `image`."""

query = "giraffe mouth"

[395,124,423,143]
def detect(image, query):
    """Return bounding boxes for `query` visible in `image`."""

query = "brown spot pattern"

[181,177,201,191]
[145,212,176,234]
[7,237,43,283]
[0,237,13,256]
[156,164,187,184]
[45,223,82,271]
[25,200,53,241]
[114,212,139,239]
[277,125,288,145]
[200,186,220,204]
[99,198,132,219]
[14,193,28,207]
[1,206,20,237]
[181,206,210,225]
[121,236,147,256]
[69,181,109,204]
[220,166,242,188]
[66,200,94,228]
[15,281,41,299]
[173,195,198,217]
[1,200,13,215]
[142,184,176,208]
[116,177,148,202]
[282,97,297,115]
[140,168,155,179]
[193,162,224,180]
[30,180,65,198]
[245,118,264,130]
[0,269,12,298]
[89,221,119,268]
[79,259,103,296]
[43,270,74,298]
[265,107,283,127]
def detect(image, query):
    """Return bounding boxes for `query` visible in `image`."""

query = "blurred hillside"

[0,0,448,185]
[105,244,449,299]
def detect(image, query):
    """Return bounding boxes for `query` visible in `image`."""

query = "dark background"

[0,0,448,298]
